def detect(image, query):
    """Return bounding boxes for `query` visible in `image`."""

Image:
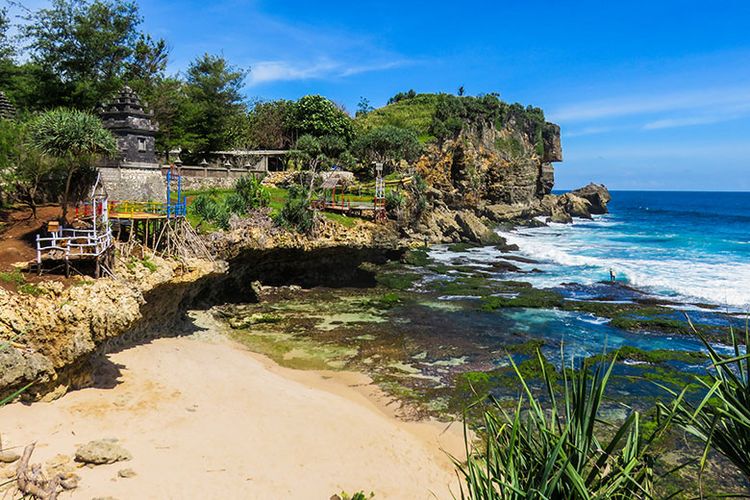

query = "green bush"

[190,193,217,220]
[275,185,313,233]
[0,269,25,286]
[384,189,404,213]
[189,176,269,230]
[235,174,270,209]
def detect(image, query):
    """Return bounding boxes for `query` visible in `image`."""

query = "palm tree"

[26,108,117,222]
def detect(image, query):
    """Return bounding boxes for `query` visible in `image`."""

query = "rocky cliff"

[0,258,221,401]
[383,94,609,242]
[0,215,406,401]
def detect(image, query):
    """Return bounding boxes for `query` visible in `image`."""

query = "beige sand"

[0,329,465,499]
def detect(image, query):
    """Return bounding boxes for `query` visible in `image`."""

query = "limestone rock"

[0,450,20,463]
[484,203,533,222]
[548,206,573,224]
[558,193,592,219]
[454,211,500,244]
[75,440,131,465]
[542,123,563,162]
[0,463,15,479]
[571,183,611,214]
[117,468,137,478]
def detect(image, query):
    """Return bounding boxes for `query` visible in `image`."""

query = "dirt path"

[0,324,465,499]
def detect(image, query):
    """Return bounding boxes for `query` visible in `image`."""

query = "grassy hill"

[355,94,442,143]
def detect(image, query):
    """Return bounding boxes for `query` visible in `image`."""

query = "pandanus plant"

[454,350,676,499]
[26,108,117,222]
[658,318,750,489]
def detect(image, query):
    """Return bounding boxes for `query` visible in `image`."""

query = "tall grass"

[455,351,675,499]
[658,318,750,486]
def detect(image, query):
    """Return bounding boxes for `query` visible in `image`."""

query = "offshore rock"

[558,193,593,219]
[571,183,611,214]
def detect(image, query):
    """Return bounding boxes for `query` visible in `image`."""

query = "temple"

[97,86,166,201]
[99,85,159,166]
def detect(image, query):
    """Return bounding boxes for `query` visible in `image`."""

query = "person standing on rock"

[609,268,616,282]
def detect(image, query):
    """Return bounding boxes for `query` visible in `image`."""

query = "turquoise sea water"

[499,191,750,309]
[421,191,750,368]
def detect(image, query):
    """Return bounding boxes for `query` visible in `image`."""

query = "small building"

[99,86,159,166]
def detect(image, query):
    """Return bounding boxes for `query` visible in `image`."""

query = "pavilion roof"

[320,176,341,189]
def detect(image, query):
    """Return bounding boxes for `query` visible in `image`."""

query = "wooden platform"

[109,211,170,221]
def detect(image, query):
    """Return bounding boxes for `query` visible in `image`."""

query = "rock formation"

[410,104,610,241]
[571,183,612,214]
[0,258,220,401]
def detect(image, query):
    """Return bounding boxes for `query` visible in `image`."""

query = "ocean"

[496,191,750,310]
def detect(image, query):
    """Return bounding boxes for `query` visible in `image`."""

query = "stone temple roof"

[98,85,154,119]
[0,91,16,119]
[99,85,158,134]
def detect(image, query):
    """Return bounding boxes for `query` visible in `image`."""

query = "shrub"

[234,175,270,210]
[384,189,404,213]
[275,185,313,233]
[0,269,25,286]
[188,193,231,229]
[190,193,217,220]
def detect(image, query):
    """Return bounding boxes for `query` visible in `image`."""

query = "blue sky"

[12,0,750,190]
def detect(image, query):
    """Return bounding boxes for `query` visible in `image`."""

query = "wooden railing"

[36,227,112,264]
[76,200,187,219]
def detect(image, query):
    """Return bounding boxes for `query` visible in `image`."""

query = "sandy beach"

[0,320,465,499]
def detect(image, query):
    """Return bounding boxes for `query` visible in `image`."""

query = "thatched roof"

[320,176,341,190]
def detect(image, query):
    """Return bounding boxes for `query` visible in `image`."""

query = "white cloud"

[247,58,412,86]
[249,60,339,85]
[564,141,750,162]
[564,126,617,137]
[642,106,750,130]
[550,86,750,123]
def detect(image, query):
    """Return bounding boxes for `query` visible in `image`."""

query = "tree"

[0,118,67,218]
[132,76,188,155]
[26,108,117,221]
[353,125,422,172]
[288,134,329,199]
[387,89,416,105]
[20,0,168,109]
[355,96,374,117]
[289,95,354,143]
[181,53,247,157]
[247,99,294,149]
[0,6,14,61]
